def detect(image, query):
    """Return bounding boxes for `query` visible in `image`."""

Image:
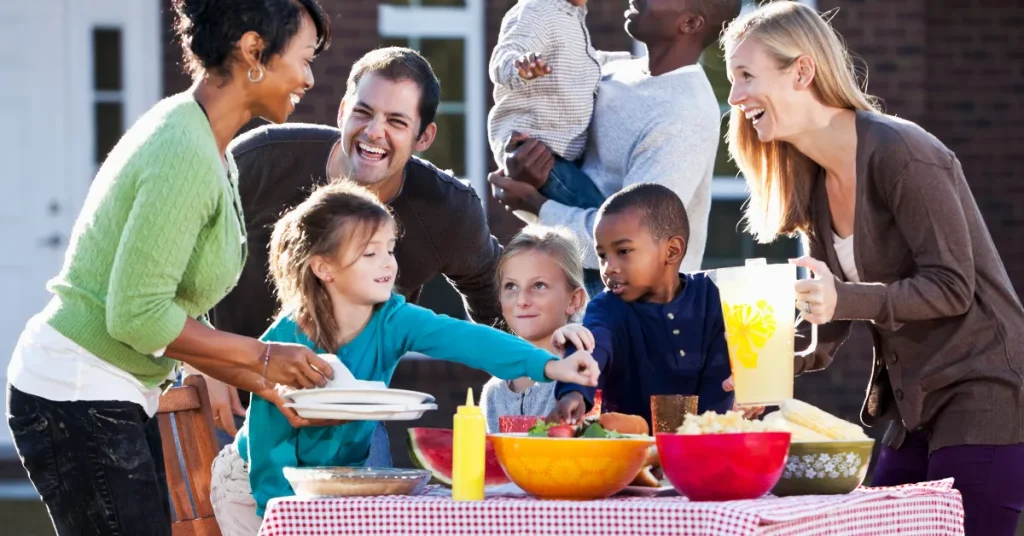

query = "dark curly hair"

[173,0,331,78]
[599,183,691,249]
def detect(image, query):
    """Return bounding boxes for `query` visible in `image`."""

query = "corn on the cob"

[763,411,831,441]
[779,399,867,440]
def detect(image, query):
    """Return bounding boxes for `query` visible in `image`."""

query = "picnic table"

[257,478,964,535]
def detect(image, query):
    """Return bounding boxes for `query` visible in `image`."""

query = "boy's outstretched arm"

[552,301,618,414]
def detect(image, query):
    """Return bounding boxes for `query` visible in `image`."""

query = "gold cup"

[650,395,699,434]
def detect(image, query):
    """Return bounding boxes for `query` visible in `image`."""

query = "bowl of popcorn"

[656,410,791,501]
[764,400,875,496]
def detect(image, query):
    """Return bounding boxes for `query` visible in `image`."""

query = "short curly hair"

[173,0,331,79]
[598,183,690,247]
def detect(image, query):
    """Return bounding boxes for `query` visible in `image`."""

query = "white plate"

[286,403,411,413]
[284,387,435,406]
[285,402,438,421]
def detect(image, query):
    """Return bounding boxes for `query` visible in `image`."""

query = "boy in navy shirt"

[549,183,733,426]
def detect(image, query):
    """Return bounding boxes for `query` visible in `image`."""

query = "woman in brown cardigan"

[720,2,1024,534]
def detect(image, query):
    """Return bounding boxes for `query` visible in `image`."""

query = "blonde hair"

[496,226,588,323]
[722,1,880,242]
[269,181,396,352]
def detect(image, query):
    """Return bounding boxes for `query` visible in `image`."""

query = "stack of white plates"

[283,355,437,421]
[283,387,437,420]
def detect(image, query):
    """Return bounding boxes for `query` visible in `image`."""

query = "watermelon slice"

[407,427,511,487]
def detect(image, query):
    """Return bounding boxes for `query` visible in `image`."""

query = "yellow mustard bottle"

[451,387,485,501]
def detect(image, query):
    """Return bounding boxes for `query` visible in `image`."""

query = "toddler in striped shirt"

[487,0,631,222]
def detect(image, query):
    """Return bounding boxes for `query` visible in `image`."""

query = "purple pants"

[871,430,1024,535]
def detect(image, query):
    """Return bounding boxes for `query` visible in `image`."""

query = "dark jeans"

[540,157,606,211]
[7,385,171,536]
[871,429,1024,535]
[539,158,605,299]
[583,269,605,299]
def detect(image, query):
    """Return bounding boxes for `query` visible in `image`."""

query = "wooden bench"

[157,375,223,536]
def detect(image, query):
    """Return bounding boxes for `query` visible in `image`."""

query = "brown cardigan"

[795,110,1024,452]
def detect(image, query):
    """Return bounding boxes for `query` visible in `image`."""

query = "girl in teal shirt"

[209,181,599,533]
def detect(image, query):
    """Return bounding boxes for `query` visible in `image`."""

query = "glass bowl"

[283,466,431,497]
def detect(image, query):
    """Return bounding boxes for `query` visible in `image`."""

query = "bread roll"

[599,413,650,435]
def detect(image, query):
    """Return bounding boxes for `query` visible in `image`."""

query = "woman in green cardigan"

[6,1,336,534]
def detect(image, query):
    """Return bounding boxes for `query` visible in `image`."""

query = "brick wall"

[817,0,1024,292]
[923,0,1024,290]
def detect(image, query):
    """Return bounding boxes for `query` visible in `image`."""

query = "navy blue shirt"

[555,273,734,425]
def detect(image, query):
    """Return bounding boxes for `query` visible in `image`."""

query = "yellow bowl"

[488,433,655,500]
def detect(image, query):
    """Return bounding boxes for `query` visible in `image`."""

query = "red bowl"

[656,432,791,501]
[498,415,544,433]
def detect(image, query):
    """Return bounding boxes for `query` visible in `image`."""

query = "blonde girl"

[479,226,593,432]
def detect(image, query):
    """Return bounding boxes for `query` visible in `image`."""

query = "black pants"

[7,385,171,536]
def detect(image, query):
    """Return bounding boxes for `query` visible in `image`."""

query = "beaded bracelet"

[260,344,272,378]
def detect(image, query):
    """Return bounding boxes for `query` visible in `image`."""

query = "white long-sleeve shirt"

[538,59,722,272]
[487,0,631,167]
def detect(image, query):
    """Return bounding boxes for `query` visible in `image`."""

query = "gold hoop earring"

[248,65,264,83]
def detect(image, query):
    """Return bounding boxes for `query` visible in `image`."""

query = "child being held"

[479,226,591,433]
[548,183,734,426]
[487,0,631,222]
[209,182,599,536]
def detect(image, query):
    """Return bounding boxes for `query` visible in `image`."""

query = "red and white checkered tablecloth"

[258,478,964,536]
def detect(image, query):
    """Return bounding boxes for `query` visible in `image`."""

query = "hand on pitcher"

[721,376,766,419]
[790,256,837,324]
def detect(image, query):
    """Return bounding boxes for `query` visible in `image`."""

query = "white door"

[0,0,160,451]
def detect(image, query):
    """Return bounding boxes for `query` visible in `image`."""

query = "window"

[379,1,486,320]
[93,27,124,170]
[381,37,467,178]
[378,1,486,202]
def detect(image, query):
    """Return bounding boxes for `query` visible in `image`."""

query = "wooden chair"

[157,374,223,536]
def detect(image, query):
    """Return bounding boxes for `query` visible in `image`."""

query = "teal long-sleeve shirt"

[235,293,558,515]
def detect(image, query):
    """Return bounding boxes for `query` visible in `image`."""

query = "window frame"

[378,1,488,210]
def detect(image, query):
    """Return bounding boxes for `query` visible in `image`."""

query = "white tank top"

[832,233,861,283]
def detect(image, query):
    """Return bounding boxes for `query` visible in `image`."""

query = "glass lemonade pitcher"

[708,259,818,407]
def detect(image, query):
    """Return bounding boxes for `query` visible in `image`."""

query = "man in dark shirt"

[206,48,504,444]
